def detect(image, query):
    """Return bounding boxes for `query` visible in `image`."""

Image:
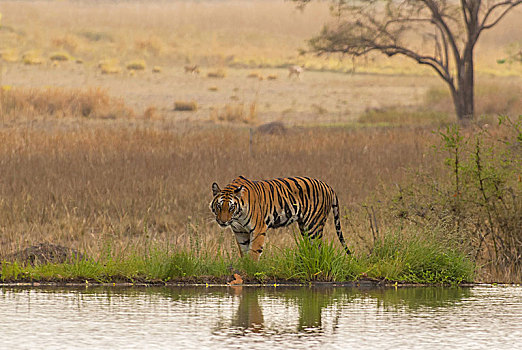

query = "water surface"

[1,285,521,349]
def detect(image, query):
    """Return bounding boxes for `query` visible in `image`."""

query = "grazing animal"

[184,64,200,75]
[288,65,304,79]
[210,176,350,260]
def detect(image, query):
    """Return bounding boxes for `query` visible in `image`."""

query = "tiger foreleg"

[248,230,267,261]
[234,231,251,258]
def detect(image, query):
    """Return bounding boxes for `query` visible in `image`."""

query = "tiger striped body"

[210,176,350,260]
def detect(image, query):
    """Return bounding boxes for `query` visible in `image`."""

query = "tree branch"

[481,1,522,30]
[419,0,462,66]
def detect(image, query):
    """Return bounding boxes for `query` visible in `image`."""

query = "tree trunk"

[452,47,475,122]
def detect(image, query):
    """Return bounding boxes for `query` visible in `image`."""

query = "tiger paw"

[228,273,243,285]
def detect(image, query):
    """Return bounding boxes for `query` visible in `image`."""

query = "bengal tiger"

[210,176,350,260]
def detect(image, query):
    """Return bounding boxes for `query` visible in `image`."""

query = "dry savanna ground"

[0,1,520,280]
[0,0,520,125]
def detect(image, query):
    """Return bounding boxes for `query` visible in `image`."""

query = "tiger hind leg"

[298,217,327,240]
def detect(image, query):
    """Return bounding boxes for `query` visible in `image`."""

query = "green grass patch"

[1,231,474,284]
[362,232,475,284]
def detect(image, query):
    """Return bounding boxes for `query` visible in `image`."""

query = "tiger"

[210,176,351,260]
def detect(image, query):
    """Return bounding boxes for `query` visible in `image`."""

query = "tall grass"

[0,123,436,261]
[0,87,134,121]
[280,234,359,282]
[1,231,473,284]
[364,230,475,284]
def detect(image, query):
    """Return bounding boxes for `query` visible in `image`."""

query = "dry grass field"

[0,1,520,125]
[0,1,520,280]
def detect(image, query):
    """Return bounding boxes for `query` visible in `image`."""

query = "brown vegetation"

[0,120,436,260]
[207,70,227,79]
[0,87,134,121]
[174,101,198,111]
[210,102,257,123]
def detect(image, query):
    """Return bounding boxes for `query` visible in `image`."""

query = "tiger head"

[210,183,243,227]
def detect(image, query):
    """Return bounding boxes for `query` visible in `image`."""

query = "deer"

[288,65,304,79]
[184,64,200,75]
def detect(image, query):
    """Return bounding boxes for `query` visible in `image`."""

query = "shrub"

[143,106,161,120]
[134,37,164,56]
[207,69,226,78]
[98,59,121,74]
[174,101,198,111]
[210,102,257,123]
[389,117,521,281]
[78,31,113,42]
[0,48,18,62]
[22,51,43,65]
[126,59,147,71]
[50,51,73,62]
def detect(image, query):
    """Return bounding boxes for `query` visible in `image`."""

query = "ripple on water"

[0,285,521,350]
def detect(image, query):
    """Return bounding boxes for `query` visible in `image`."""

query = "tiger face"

[210,183,243,227]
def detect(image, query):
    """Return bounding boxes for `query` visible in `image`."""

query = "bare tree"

[295,0,521,121]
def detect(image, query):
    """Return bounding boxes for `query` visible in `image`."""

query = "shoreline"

[0,279,497,289]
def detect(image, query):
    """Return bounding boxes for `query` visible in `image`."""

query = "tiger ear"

[212,183,221,196]
[234,185,243,197]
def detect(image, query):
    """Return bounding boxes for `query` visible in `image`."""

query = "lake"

[1,285,521,349]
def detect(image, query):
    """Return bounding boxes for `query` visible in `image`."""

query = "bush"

[174,101,198,111]
[49,51,73,62]
[389,117,521,281]
[126,59,147,71]
[210,102,257,123]
[207,69,226,78]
